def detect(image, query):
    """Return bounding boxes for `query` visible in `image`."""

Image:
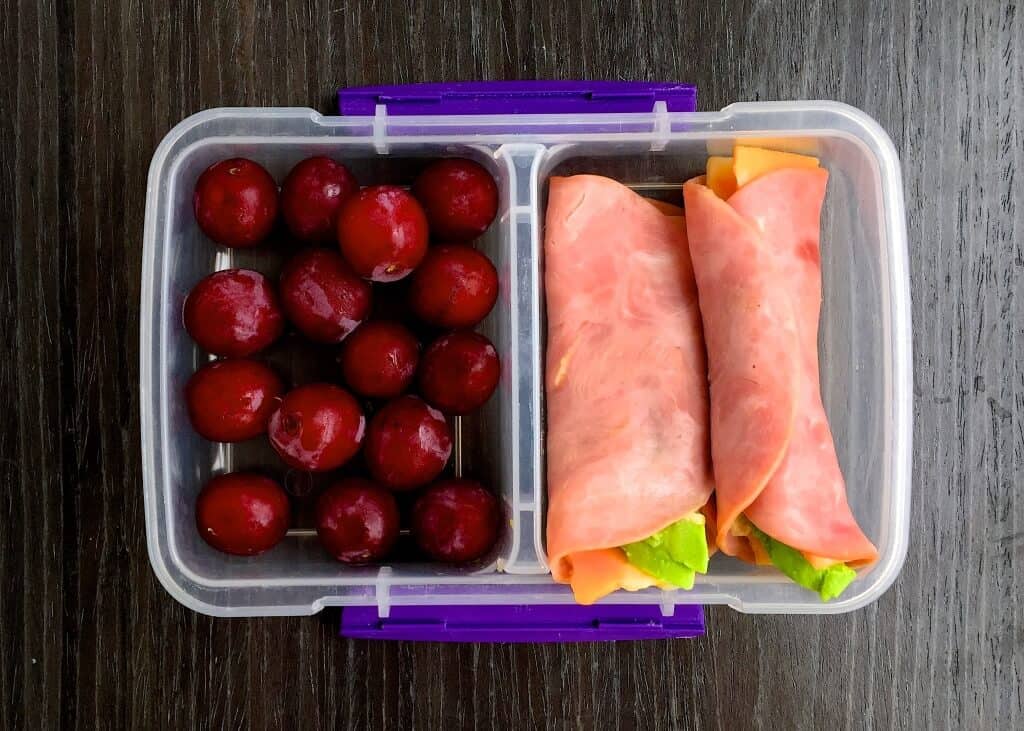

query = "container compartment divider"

[494,143,549,574]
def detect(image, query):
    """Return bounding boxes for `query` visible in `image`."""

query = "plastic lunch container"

[140,82,912,631]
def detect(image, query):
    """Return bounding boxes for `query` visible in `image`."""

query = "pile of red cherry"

[185,155,502,566]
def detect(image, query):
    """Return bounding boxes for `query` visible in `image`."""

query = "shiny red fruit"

[412,158,498,241]
[412,479,499,562]
[336,185,429,282]
[315,477,399,563]
[279,248,372,344]
[267,383,366,472]
[195,472,291,556]
[339,321,419,398]
[184,269,285,357]
[185,359,284,442]
[193,158,279,248]
[280,156,358,243]
[418,331,500,415]
[364,395,451,490]
[408,244,498,328]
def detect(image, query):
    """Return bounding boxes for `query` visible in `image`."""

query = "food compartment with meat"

[537,127,908,612]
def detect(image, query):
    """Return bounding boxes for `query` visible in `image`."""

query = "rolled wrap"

[683,169,877,566]
[545,175,714,602]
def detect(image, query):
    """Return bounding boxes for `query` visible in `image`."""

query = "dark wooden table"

[3,0,1020,728]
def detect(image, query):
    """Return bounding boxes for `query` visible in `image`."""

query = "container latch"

[338,80,697,116]
[339,603,704,643]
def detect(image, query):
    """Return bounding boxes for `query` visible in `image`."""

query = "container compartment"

[142,116,548,616]
[536,123,909,612]
[142,103,910,616]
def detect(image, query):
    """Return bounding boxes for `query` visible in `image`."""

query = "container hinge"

[373,104,389,154]
[659,591,677,617]
[650,100,670,152]
[375,566,392,618]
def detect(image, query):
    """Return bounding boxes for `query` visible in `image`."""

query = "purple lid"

[340,603,704,643]
[338,80,697,116]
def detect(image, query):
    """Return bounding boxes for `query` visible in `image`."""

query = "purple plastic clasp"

[333,80,703,643]
[340,604,704,643]
[338,80,697,116]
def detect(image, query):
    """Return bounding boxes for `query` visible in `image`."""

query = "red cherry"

[280,156,358,243]
[193,158,279,248]
[412,158,498,241]
[408,244,499,328]
[195,472,291,556]
[184,269,285,357]
[278,248,372,344]
[364,395,451,490]
[336,186,428,282]
[418,331,500,415]
[185,359,284,442]
[339,321,419,399]
[267,383,365,472]
[412,479,499,562]
[315,477,399,563]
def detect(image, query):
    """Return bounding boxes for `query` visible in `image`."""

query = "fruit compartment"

[143,103,910,616]
[142,119,547,617]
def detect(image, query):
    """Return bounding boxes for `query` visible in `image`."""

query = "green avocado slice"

[747,522,857,601]
[622,541,697,589]
[621,513,709,589]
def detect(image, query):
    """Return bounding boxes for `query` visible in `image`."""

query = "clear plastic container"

[141,101,911,617]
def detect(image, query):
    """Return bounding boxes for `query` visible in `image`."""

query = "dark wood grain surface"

[2,0,1021,728]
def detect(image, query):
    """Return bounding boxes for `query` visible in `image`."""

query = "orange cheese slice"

[566,548,669,605]
[804,554,842,570]
[732,145,820,188]
[705,156,738,199]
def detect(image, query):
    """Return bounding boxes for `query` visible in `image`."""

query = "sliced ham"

[545,175,714,601]
[683,168,877,566]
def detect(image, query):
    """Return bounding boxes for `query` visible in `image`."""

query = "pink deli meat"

[683,169,877,565]
[545,175,714,588]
